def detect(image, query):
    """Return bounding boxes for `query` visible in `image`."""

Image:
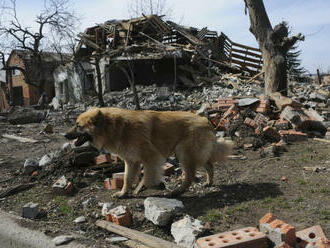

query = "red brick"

[296,225,329,248]
[163,163,175,176]
[279,130,308,142]
[95,154,111,165]
[196,227,267,248]
[270,219,285,229]
[104,178,111,190]
[254,113,270,127]
[244,117,258,129]
[278,242,293,248]
[259,213,274,224]
[105,206,132,227]
[31,171,39,177]
[110,178,124,190]
[256,107,268,113]
[280,224,296,246]
[222,104,239,119]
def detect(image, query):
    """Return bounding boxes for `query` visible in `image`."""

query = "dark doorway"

[12,86,23,106]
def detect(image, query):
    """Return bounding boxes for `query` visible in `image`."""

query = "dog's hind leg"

[113,160,139,198]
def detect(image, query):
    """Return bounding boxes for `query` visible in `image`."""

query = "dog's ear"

[91,110,104,126]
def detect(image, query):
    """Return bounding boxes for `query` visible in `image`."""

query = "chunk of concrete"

[73,216,86,223]
[52,235,75,246]
[101,202,115,216]
[171,215,204,247]
[22,202,39,219]
[39,154,53,167]
[144,197,184,226]
[23,159,39,175]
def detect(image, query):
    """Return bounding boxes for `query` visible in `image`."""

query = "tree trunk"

[95,57,105,107]
[244,0,304,96]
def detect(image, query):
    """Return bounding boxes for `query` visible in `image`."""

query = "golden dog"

[65,107,231,198]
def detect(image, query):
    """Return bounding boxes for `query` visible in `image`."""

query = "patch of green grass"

[316,208,330,221]
[294,196,304,203]
[261,196,274,205]
[309,187,316,193]
[260,196,290,209]
[296,178,308,185]
[319,187,329,194]
[54,196,74,218]
[202,208,223,223]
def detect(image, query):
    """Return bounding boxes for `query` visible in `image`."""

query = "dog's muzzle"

[64,132,92,146]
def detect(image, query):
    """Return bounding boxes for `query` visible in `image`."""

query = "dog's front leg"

[113,160,139,198]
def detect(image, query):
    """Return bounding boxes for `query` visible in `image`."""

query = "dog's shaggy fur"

[65,107,231,198]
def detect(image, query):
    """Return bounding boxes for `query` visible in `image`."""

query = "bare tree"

[0,0,79,92]
[244,0,304,96]
[128,0,172,18]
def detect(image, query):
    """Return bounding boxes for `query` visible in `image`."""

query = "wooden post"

[317,69,322,85]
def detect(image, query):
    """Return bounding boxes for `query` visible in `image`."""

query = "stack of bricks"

[196,227,268,248]
[218,98,238,109]
[255,99,271,114]
[259,213,296,247]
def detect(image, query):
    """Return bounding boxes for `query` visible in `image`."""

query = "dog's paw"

[203,182,213,187]
[113,191,127,198]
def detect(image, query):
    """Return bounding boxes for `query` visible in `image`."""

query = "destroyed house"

[6,50,70,106]
[74,15,262,91]
[0,70,9,112]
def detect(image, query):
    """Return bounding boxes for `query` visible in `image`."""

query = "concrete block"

[171,215,204,247]
[196,227,267,248]
[144,197,184,226]
[22,202,39,219]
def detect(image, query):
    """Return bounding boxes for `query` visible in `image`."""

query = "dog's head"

[64,108,105,147]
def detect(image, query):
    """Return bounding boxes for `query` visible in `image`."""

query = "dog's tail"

[210,138,233,164]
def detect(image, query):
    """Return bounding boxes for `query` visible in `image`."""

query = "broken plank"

[96,220,181,248]
[0,184,34,198]
[313,138,330,144]
[245,70,264,84]
[2,134,38,143]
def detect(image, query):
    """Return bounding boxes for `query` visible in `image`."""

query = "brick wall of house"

[8,53,33,105]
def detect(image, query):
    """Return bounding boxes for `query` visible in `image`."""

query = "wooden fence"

[219,32,263,75]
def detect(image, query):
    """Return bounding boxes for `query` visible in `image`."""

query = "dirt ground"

[0,116,329,247]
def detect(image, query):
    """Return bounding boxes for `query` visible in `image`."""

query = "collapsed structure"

[53,15,263,105]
